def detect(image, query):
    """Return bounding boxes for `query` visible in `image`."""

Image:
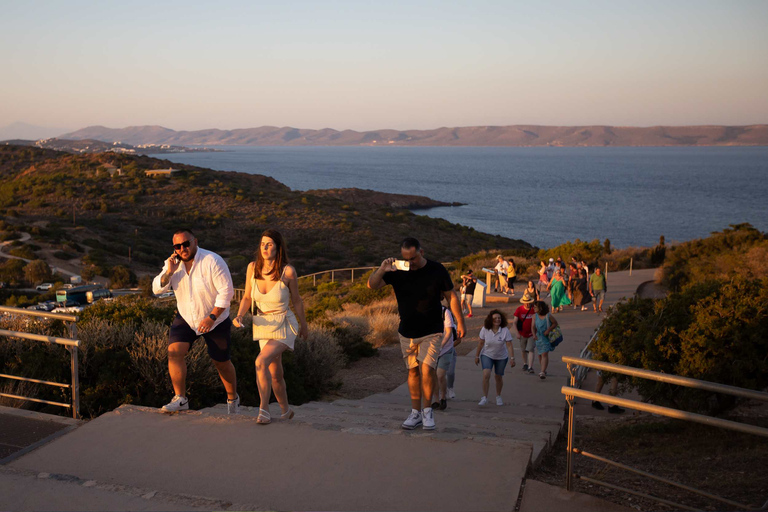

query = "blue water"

[156,146,768,249]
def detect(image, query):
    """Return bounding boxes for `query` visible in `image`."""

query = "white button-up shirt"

[152,247,234,334]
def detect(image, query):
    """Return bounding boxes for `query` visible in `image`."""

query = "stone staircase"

[202,353,567,467]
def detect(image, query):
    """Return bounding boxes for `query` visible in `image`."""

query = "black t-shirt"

[383,259,454,338]
[463,276,477,295]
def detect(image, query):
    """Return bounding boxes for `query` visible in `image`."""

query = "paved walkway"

[1,269,656,511]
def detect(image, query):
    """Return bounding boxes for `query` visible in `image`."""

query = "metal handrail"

[564,356,768,403]
[0,306,78,323]
[561,356,768,511]
[0,313,80,418]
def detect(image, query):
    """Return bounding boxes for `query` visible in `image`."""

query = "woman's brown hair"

[253,229,289,281]
[483,309,508,330]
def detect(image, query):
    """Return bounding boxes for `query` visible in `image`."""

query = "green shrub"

[592,276,768,414]
[661,224,767,292]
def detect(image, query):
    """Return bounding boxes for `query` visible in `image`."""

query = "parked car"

[36,283,53,291]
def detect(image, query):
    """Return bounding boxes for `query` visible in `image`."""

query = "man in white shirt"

[494,255,509,294]
[152,229,239,413]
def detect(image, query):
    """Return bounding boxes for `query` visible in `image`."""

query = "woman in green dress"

[547,270,572,312]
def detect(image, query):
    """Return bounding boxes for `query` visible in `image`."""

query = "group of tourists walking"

[151,230,608,431]
[537,257,607,313]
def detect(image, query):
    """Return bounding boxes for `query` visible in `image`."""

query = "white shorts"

[399,333,442,370]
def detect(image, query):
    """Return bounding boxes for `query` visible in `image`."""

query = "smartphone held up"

[392,260,410,271]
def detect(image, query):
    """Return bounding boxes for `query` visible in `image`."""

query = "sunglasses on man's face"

[173,240,192,250]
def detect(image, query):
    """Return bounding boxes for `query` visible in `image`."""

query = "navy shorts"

[480,355,508,376]
[169,314,232,362]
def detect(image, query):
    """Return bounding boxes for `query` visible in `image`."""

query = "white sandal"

[256,408,271,425]
[280,408,295,420]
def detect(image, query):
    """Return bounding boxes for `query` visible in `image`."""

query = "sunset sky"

[1,0,767,132]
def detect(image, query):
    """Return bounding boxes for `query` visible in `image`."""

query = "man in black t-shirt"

[368,237,466,431]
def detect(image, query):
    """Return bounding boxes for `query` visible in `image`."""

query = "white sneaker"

[496,396,504,406]
[447,388,456,399]
[402,409,422,430]
[422,408,436,430]
[162,395,189,412]
[478,396,488,406]
[227,395,240,414]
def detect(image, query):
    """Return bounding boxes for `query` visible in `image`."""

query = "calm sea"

[157,146,768,249]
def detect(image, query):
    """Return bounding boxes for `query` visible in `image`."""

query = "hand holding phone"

[167,254,181,273]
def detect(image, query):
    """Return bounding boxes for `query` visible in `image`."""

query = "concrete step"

[10,404,531,512]
[355,393,565,421]
[204,402,555,465]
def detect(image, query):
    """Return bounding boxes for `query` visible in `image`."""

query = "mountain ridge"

[59,124,768,147]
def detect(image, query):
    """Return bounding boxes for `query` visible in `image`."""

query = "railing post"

[313,275,316,286]
[351,269,354,283]
[70,346,79,419]
[629,258,633,276]
[566,363,576,491]
[331,271,334,283]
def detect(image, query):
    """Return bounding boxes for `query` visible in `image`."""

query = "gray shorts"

[519,336,535,352]
[399,333,442,370]
[436,350,454,371]
[593,289,605,303]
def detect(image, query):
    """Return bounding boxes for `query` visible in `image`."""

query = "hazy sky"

[1,0,767,132]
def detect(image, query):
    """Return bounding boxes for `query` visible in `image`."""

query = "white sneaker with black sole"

[447,388,456,399]
[227,395,240,414]
[401,410,422,430]
[422,408,436,430]
[162,395,189,412]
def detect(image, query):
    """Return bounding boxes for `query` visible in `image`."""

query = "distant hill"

[59,124,768,147]
[0,145,531,282]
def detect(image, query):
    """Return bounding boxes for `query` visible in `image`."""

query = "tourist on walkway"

[233,229,308,425]
[589,267,608,313]
[431,298,460,410]
[524,280,540,302]
[475,309,515,406]
[591,372,626,414]
[571,269,592,311]
[546,258,556,282]
[152,229,238,413]
[538,261,549,296]
[513,293,537,374]
[368,237,465,430]
[494,255,509,294]
[460,269,477,318]
[531,301,558,379]
[548,270,572,312]
[506,258,517,296]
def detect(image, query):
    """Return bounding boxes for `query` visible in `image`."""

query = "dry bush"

[365,313,400,348]
[292,324,346,395]
[326,297,400,348]
[0,380,40,408]
[76,318,136,372]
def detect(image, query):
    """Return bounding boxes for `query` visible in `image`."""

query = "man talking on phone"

[368,237,465,430]
[152,229,239,413]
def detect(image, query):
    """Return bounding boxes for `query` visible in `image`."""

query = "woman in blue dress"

[532,300,559,380]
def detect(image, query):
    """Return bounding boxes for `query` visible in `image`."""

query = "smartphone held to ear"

[173,255,181,264]
[392,260,410,271]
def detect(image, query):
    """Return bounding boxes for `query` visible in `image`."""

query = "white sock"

[423,407,433,414]
[412,408,420,415]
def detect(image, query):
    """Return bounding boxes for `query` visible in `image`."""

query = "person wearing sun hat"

[513,291,537,374]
